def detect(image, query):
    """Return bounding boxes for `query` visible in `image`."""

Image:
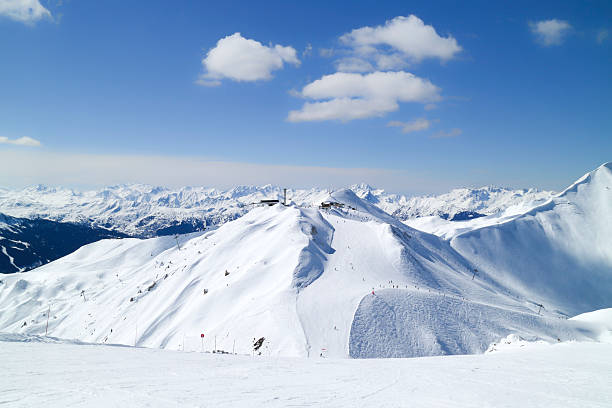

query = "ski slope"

[1,333,611,407]
[451,162,612,316]
[0,205,334,356]
[1,170,607,358]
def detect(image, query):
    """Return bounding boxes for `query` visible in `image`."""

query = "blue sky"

[0,0,610,194]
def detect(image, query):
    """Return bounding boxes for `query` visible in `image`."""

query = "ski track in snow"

[1,334,611,407]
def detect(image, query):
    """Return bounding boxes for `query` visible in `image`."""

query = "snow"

[381,185,553,221]
[349,289,591,358]
[0,185,602,359]
[0,206,336,357]
[0,182,553,237]
[1,244,21,272]
[0,162,610,361]
[1,333,611,407]
[0,213,128,273]
[451,162,612,316]
[570,308,612,342]
[403,211,527,240]
[400,186,559,240]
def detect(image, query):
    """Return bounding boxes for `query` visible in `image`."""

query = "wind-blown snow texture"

[0,163,610,359]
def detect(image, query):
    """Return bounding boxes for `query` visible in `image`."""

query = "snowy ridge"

[1,165,608,358]
[451,162,612,317]
[0,206,339,357]
[0,183,553,238]
[0,182,555,273]
[399,169,604,240]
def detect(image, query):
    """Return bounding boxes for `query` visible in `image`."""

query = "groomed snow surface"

[1,333,611,407]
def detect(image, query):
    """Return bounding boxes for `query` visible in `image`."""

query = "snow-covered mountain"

[0,184,289,238]
[350,183,554,221]
[0,183,552,273]
[450,162,612,316]
[0,183,553,238]
[1,164,609,358]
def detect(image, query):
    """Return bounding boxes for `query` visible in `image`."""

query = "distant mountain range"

[0,213,127,273]
[349,183,554,221]
[0,183,553,273]
[0,183,554,235]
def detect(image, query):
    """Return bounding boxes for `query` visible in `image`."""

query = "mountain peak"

[350,183,376,191]
[599,161,612,171]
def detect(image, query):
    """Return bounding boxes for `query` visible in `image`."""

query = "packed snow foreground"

[1,163,612,360]
[1,332,611,407]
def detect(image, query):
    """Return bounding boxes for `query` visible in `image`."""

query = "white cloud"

[337,15,461,71]
[335,57,374,73]
[0,0,51,24]
[197,33,300,86]
[597,29,609,44]
[289,98,399,122]
[288,71,441,122]
[529,19,572,46]
[424,103,437,111]
[0,136,41,146]
[374,53,408,70]
[388,118,433,134]
[431,128,462,138]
